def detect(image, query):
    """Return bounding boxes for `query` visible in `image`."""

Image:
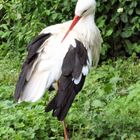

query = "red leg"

[62,120,70,140]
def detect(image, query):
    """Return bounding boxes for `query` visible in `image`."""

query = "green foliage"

[0,0,140,59]
[0,0,76,57]
[96,0,140,58]
[0,56,140,139]
[0,0,140,139]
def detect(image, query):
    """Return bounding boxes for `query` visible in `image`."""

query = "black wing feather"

[27,33,51,63]
[45,39,88,121]
[14,33,51,101]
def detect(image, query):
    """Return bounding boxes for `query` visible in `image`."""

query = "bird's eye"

[83,10,87,14]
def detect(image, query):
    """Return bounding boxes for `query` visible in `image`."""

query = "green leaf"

[92,99,105,108]
[128,9,133,15]
[121,14,128,23]
[0,4,3,10]
[121,30,132,38]
[136,8,140,15]
[105,28,113,37]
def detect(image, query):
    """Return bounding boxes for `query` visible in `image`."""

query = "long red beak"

[61,15,81,42]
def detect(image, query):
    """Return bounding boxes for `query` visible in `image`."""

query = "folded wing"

[45,39,90,121]
[14,33,51,101]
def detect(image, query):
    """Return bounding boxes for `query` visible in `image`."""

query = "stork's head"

[62,0,96,42]
[75,0,96,17]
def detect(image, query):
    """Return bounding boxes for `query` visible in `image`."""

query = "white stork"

[14,0,102,139]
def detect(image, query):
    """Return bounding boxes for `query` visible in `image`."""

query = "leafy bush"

[0,0,140,59]
[96,0,140,58]
[0,56,140,139]
[0,0,76,58]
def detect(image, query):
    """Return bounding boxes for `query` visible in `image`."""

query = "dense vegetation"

[0,0,140,59]
[1,56,140,140]
[0,0,140,139]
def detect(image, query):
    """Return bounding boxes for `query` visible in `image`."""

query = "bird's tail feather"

[45,83,76,121]
[45,75,85,121]
[19,70,50,102]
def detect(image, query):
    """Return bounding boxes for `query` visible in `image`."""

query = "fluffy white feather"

[19,70,50,102]
[17,0,102,102]
[82,66,89,76]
